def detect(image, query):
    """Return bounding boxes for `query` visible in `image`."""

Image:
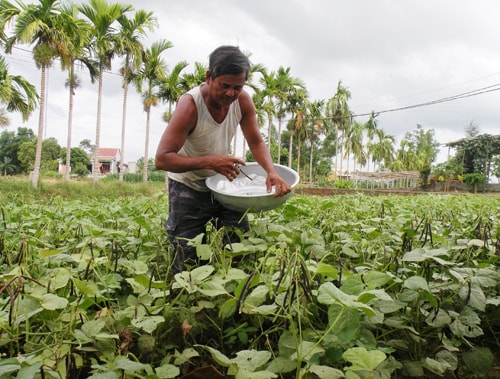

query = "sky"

[3,0,500,166]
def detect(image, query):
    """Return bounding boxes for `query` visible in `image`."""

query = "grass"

[0,175,166,203]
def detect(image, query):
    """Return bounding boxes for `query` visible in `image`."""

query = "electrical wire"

[352,83,500,118]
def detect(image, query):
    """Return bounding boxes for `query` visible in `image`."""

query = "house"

[91,148,121,175]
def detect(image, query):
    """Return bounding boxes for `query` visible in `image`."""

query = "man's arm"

[154,94,245,180]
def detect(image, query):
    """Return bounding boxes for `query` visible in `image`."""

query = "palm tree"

[179,62,206,94]
[289,103,309,176]
[275,67,306,165]
[344,120,366,173]
[305,99,324,182]
[115,9,156,181]
[79,0,133,185]
[1,0,73,188]
[159,60,189,122]
[325,81,352,177]
[60,4,96,181]
[364,112,379,172]
[369,129,395,171]
[256,68,280,150]
[0,156,15,175]
[286,88,308,168]
[0,55,38,125]
[157,59,194,189]
[134,40,172,184]
[0,108,7,127]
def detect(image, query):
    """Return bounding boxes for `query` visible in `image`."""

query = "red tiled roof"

[97,148,120,158]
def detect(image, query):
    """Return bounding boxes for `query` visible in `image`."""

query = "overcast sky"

[3,0,500,165]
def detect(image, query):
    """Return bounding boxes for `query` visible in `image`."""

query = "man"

[155,45,291,274]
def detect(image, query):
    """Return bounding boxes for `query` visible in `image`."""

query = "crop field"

[0,185,499,378]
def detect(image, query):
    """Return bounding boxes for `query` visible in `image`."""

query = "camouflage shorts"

[165,179,249,274]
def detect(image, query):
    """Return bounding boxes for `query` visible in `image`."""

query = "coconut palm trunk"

[119,79,129,181]
[143,106,151,184]
[93,67,104,185]
[65,68,75,181]
[31,65,47,188]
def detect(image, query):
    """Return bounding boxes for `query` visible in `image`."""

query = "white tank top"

[168,85,242,191]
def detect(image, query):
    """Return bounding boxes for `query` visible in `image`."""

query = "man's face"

[207,72,246,107]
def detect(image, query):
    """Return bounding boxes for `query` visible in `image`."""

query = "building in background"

[92,148,120,175]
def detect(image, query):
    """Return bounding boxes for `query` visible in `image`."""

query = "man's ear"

[205,70,211,83]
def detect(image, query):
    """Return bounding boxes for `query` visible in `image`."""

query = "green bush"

[333,179,354,189]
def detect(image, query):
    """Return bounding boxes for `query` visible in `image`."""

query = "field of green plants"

[0,180,499,379]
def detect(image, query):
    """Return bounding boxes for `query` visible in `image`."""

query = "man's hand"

[266,173,292,197]
[211,155,246,181]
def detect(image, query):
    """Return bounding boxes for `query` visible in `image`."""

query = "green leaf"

[155,363,180,379]
[277,331,297,359]
[219,298,237,319]
[17,362,42,379]
[243,285,269,308]
[199,280,228,297]
[318,282,375,316]
[328,304,360,343]
[290,341,325,361]
[422,357,453,376]
[425,309,452,327]
[315,262,339,279]
[87,371,119,379]
[196,244,212,260]
[173,348,200,366]
[402,276,429,292]
[187,265,214,282]
[173,265,214,293]
[234,367,277,379]
[137,334,156,355]
[402,248,427,262]
[266,357,296,374]
[133,274,165,289]
[39,293,68,310]
[462,347,494,376]
[130,260,149,274]
[363,271,391,289]
[449,307,483,338]
[196,345,232,367]
[403,248,451,265]
[459,284,486,311]
[131,315,165,334]
[73,278,99,296]
[244,303,278,315]
[342,347,386,371]
[341,275,365,295]
[232,350,272,371]
[115,357,147,372]
[81,318,106,337]
[376,299,405,314]
[307,364,345,379]
[0,364,20,377]
[345,372,361,379]
[39,248,63,257]
[50,268,71,289]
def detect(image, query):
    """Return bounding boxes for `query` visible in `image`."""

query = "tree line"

[1,0,498,188]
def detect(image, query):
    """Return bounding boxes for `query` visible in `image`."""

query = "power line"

[352,82,500,118]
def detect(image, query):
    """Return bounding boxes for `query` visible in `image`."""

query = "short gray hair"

[208,45,250,80]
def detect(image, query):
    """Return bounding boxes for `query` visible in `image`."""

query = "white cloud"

[3,0,499,164]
